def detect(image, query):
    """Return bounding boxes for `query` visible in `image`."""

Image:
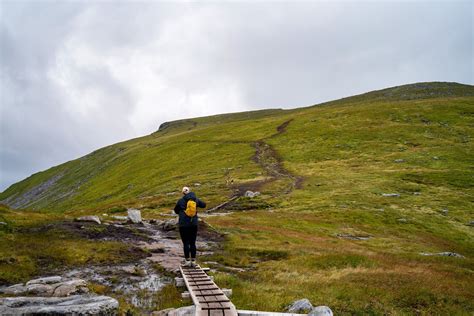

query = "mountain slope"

[1,81,473,314]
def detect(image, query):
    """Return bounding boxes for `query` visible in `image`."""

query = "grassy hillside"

[1,82,473,315]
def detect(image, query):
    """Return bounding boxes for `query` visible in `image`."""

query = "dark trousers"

[179,225,198,259]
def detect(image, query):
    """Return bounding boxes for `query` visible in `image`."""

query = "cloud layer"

[1,1,472,191]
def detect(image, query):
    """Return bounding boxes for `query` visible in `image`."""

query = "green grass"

[0,82,473,314]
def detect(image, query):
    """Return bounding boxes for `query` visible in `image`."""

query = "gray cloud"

[1,1,472,191]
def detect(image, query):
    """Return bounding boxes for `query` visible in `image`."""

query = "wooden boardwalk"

[180,265,238,316]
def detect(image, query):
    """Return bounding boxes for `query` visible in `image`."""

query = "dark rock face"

[0,295,119,315]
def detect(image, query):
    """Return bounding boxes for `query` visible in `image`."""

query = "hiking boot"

[190,259,197,268]
[181,259,192,267]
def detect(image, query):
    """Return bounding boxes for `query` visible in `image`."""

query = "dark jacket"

[174,192,206,227]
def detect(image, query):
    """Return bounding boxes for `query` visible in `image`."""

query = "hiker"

[174,186,206,267]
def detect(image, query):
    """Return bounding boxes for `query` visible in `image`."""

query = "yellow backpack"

[185,200,197,217]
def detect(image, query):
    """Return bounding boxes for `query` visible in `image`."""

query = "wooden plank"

[180,265,238,316]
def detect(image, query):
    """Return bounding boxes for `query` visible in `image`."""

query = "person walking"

[174,186,206,267]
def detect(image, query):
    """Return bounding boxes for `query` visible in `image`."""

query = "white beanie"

[182,186,190,194]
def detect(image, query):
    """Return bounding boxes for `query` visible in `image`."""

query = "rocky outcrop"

[1,276,88,297]
[0,295,118,315]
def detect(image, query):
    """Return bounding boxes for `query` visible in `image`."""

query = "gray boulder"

[309,306,333,316]
[287,298,313,313]
[0,295,118,315]
[75,216,101,225]
[127,209,142,224]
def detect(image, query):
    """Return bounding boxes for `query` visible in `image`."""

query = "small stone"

[194,183,201,186]
[111,215,128,221]
[397,218,408,223]
[413,192,421,195]
[468,221,474,226]
[287,298,313,313]
[394,159,405,163]
[432,156,439,160]
[75,216,101,225]
[102,213,108,216]
[244,191,260,198]
[127,209,142,224]
[441,209,449,215]
[0,222,7,226]
[309,306,333,316]
[382,193,400,197]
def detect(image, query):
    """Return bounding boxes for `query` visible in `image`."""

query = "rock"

[397,218,408,223]
[287,298,313,313]
[337,234,371,240]
[420,252,464,258]
[432,156,439,160]
[413,192,421,195]
[1,283,27,295]
[382,193,400,197]
[2,277,88,298]
[153,307,175,316]
[75,216,101,225]
[111,215,128,221]
[0,295,118,314]
[26,283,54,296]
[162,218,178,231]
[160,305,195,316]
[393,159,405,163]
[309,306,333,316]
[52,279,88,297]
[127,209,142,224]
[0,222,7,226]
[102,213,108,217]
[441,209,449,215]
[468,220,474,226]
[26,276,63,285]
[194,183,201,186]
[244,191,260,198]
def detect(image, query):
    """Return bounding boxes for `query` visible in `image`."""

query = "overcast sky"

[0,1,472,191]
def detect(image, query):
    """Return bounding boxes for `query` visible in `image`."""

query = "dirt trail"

[211,120,302,212]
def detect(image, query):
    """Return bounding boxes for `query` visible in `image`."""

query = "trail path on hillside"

[206,120,303,213]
